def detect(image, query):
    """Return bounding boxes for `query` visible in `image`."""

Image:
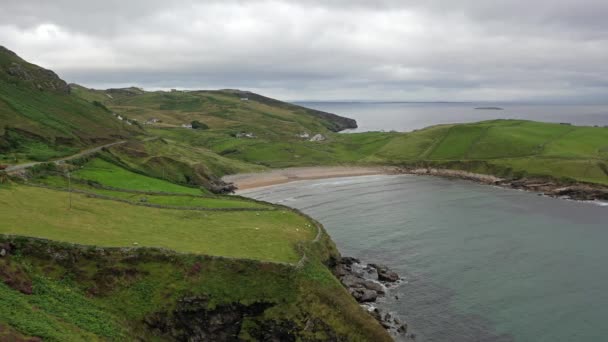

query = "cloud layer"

[1,0,607,101]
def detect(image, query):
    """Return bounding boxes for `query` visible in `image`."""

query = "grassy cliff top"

[71,84,356,137]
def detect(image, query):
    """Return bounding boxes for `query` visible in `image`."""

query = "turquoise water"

[241,175,608,342]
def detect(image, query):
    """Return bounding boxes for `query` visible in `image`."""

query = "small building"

[181,123,193,129]
[240,97,249,101]
[145,118,160,125]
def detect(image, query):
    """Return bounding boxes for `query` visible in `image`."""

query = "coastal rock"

[368,307,409,336]
[333,256,409,336]
[369,263,400,282]
[350,288,378,302]
[341,274,385,294]
[547,186,608,201]
[340,256,360,265]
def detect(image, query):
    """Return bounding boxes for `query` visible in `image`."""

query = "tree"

[191,120,209,130]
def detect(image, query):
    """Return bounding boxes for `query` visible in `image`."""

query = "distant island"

[475,106,504,110]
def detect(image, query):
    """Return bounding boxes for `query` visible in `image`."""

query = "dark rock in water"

[334,257,409,335]
[370,308,382,321]
[333,263,352,278]
[340,274,384,294]
[350,288,378,302]
[340,256,360,265]
[378,270,399,282]
[369,263,400,282]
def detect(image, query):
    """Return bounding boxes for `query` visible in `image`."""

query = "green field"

[72,158,205,194]
[0,185,313,263]
[372,120,608,184]
[35,175,272,209]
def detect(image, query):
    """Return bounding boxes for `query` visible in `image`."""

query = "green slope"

[0,46,141,163]
[71,85,356,137]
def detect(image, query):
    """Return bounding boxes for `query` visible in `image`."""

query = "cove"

[240,174,608,342]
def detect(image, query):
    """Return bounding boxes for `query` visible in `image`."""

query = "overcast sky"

[1,0,607,102]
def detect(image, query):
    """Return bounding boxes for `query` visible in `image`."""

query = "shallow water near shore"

[241,174,608,342]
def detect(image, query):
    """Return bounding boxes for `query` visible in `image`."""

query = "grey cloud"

[0,0,607,101]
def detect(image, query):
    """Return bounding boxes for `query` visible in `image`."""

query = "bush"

[191,121,209,130]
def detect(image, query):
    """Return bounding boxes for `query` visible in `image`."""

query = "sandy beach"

[223,166,397,191]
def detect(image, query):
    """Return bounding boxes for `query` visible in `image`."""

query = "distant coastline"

[475,106,503,110]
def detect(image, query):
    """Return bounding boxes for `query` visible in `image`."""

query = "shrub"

[191,121,209,130]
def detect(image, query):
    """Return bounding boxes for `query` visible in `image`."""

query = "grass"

[104,137,264,184]
[0,185,314,263]
[73,158,204,194]
[36,175,272,209]
[0,236,390,341]
[0,47,141,162]
[72,87,346,138]
[150,119,608,185]
[0,280,125,341]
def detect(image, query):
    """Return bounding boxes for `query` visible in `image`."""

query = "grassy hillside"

[0,234,390,341]
[0,47,141,163]
[155,119,607,185]
[0,185,312,262]
[0,159,391,341]
[72,85,356,137]
[101,137,264,191]
[373,120,608,184]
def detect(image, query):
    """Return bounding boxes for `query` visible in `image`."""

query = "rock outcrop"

[333,256,408,337]
[1,46,70,94]
[145,296,275,341]
[398,167,608,202]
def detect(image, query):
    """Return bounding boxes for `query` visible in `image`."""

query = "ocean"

[294,102,608,133]
[241,175,608,341]
[239,101,608,341]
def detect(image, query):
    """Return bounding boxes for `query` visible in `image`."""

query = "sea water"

[294,102,608,133]
[241,175,608,341]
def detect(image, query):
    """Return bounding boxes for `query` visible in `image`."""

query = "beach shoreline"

[223,166,399,191]
[224,166,608,202]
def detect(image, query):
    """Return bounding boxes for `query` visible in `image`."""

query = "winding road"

[4,140,126,173]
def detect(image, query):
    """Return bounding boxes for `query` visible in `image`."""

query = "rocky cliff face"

[0,46,70,94]
[145,296,274,341]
